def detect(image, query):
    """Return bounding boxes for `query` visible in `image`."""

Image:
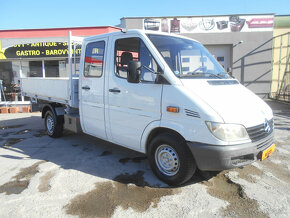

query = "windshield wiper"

[209,73,222,79]
[180,72,222,79]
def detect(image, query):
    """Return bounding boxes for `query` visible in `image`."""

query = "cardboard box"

[22,106,31,113]
[0,107,9,113]
[8,107,19,113]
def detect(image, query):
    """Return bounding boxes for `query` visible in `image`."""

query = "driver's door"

[107,35,163,150]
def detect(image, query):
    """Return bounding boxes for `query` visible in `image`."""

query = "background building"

[121,14,275,98]
[0,26,119,105]
[1,14,289,108]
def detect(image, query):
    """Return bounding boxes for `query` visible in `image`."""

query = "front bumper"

[187,132,274,171]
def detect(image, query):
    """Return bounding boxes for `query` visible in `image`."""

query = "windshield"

[147,34,230,79]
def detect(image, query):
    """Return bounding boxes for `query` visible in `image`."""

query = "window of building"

[0,62,12,101]
[182,57,190,62]
[84,41,105,77]
[182,67,190,72]
[59,60,68,77]
[44,60,59,77]
[0,61,23,102]
[29,61,42,77]
[20,61,29,78]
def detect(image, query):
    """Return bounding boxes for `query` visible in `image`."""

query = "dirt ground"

[0,100,289,218]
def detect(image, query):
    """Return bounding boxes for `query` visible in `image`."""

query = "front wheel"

[44,110,63,138]
[148,133,196,186]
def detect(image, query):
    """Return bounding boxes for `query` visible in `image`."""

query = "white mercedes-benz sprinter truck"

[21,30,275,185]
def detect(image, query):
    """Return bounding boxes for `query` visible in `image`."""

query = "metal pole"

[74,43,76,76]
[19,61,24,102]
[277,35,283,96]
[68,31,74,106]
[42,60,45,78]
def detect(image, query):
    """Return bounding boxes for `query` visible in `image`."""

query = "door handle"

[109,88,121,93]
[82,86,90,90]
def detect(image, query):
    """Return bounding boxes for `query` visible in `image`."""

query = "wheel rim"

[155,144,180,176]
[46,115,54,134]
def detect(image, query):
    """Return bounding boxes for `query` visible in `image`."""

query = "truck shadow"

[0,115,213,188]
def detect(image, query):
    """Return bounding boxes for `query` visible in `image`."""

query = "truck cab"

[22,30,275,185]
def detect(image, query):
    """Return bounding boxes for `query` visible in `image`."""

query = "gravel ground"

[0,100,289,218]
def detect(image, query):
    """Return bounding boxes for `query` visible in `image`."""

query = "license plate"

[261,144,275,160]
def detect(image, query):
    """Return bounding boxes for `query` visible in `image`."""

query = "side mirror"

[127,61,141,83]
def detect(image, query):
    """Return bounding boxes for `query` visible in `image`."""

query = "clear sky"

[0,0,289,30]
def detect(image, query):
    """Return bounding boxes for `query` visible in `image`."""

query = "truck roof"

[83,29,199,43]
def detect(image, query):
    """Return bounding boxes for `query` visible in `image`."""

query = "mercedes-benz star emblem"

[264,119,271,133]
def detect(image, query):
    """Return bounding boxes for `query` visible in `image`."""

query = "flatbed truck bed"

[21,77,79,107]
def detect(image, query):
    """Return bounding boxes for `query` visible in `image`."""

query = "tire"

[44,110,63,138]
[148,133,196,186]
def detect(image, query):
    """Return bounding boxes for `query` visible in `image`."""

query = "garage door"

[205,45,232,73]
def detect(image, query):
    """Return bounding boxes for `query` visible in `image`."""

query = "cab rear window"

[84,41,105,77]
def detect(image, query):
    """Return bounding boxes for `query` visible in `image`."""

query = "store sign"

[143,15,274,34]
[0,42,81,59]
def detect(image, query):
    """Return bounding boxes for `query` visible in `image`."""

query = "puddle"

[65,171,180,218]
[38,171,56,192]
[100,151,112,156]
[0,180,29,195]
[14,129,31,135]
[114,171,149,186]
[132,156,147,163]
[34,130,47,137]
[72,144,79,147]
[203,171,267,217]
[119,156,147,164]
[0,161,46,195]
[2,138,25,148]
[1,132,12,137]
[234,165,263,183]
[83,147,89,151]
[119,157,131,164]
[0,124,24,130]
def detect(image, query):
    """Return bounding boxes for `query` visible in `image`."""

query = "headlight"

[206,121,249,142]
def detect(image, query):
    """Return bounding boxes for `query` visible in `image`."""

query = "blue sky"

[0,0,289,30]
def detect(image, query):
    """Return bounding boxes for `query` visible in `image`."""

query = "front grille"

[247,119,274,142]
[256,136,274,150]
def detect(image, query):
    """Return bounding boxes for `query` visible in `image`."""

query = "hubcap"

[155,144,180,176]
[46,115,54,134]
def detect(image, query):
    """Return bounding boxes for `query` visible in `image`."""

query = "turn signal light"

[166,106,179,113]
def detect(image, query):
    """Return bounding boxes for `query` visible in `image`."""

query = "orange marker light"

[166,106,179,113]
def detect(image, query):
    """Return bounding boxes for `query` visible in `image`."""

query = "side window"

[139,41,158,82]
[115,38,139,79]
[115,37,159,82]
[84,41,105,77]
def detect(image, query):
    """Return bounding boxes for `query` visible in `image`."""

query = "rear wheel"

[44,110,63,138]
[148,133,196,186]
